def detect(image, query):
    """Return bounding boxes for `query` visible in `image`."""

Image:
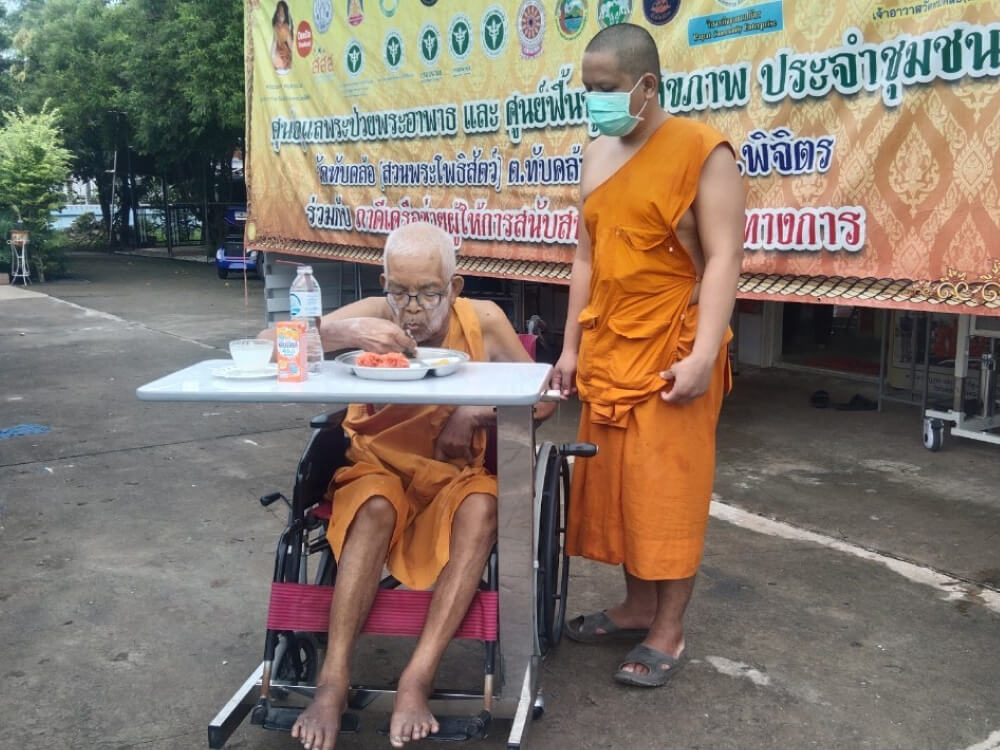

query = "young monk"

[551,23,745,687]
[287,222,554,750]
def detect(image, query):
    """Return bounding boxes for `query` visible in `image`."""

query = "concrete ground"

[1,254,998,750]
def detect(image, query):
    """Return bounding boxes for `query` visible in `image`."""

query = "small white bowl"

[229,338,274,371]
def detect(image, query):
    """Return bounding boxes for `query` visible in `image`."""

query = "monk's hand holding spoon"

[339,317,417,355]
[660,354,713,405]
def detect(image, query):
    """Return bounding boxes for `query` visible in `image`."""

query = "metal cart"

[923,314,1000,451]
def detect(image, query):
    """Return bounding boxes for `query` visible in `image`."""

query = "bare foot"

[291,682,347,750]
[388,675,439,747]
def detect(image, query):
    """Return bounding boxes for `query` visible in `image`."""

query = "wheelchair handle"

[259,492,286,507]
[560,442,598,458]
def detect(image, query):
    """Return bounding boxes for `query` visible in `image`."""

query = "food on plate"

[356,351,411,368]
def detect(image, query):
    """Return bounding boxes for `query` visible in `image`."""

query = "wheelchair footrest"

[254,705,360,734]
[378,711,491,742]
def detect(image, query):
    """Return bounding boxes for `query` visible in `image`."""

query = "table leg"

[495,405,538,741]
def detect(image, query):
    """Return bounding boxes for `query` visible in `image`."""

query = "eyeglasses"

[385,289,447,310]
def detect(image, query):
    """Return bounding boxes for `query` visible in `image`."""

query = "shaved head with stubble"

[584,22,662,86]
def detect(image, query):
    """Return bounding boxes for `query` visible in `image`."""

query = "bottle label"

[290,290,322,318]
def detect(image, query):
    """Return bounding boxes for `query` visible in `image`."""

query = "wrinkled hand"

[660,354,714,405]
[330,317,416,355]
[434,407,478,464]
[550,351,578,398]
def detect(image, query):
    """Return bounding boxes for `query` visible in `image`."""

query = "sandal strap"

[618,643,682,672]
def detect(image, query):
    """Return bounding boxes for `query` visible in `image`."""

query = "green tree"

[10,0,126,238]
[8,0,245,246]
[0,103,73,278]
[0,5,17,113]
[0,103,73,232]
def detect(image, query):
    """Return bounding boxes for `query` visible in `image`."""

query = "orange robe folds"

[326,298,496,590]
[565,118,734,581]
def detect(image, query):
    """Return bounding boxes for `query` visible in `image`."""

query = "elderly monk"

[551,24,745,687]
[288,222,554,750]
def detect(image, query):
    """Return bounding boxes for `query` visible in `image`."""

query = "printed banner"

[244,0,1000,312]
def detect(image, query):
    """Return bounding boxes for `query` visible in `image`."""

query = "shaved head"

[584,23,662,86]
[383,221,456,280]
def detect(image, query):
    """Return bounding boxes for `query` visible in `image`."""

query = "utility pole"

[106,150,117,250]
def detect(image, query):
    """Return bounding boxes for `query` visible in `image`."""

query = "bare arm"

[258,295,415,354]
[560,214,592,358]
[550,206,592,396]
[478,300,556,421]
[436,301,555,461]
[690,146,744,360]
[662,145,745,404]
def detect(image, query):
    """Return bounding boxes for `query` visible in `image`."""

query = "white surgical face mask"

[585,77,649,137]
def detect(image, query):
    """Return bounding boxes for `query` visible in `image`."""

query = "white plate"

[413,347,470,376]
[211,364,279,380]
[335,348,469,381]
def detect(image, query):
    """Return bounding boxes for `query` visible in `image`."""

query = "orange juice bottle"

[276,320,308,382]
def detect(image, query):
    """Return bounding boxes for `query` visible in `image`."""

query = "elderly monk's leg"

[619,576,695,676]
[388,492,497,748]
[292,496,396,750]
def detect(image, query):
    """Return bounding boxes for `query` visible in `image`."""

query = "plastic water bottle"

[289,265,323,374]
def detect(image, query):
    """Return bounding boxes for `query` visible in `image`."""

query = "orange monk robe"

[325,298,496,591]
[565,118,735,581]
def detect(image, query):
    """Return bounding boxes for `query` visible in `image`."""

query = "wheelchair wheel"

[534,442,570,657]
[273,632,318,683]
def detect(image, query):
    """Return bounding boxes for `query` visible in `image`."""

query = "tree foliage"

[4,0,245,242]
[0,103,73,233]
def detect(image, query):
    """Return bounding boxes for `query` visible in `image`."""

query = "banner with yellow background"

[244,0,1000,312]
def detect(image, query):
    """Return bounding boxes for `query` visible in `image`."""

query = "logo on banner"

[296,21,313,57]
[344,38,364,77]
[347,0,364,26]
[554,0,588,39]
[313,0,333,33]
[420,0,438,6]
[481,5,510,59]
[643,0,679,24]
[383,29,404,72]
[378,0,399,16]
[517,0,546,58]
[597,0,632,27]
[419,22,442,66]
[716,0,750,6]
[448,14,474,62]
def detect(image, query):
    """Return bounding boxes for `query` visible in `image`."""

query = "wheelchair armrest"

[310,409,349,430]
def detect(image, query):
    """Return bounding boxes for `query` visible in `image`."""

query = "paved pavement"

[1,254,998,750]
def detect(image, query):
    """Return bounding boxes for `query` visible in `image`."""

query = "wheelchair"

[208,405,596,749]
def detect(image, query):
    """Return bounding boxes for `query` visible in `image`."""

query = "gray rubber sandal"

[565,611,649,644]
[614,644,687,687]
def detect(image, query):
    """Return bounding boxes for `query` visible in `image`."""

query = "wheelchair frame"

[208,405,593,749]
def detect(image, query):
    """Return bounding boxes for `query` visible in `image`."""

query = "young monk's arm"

[661,145,745,404]
[550,205,592,397]
[257,295,415,354]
